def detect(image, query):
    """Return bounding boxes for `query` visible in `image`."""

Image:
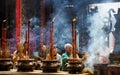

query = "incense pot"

[17,59,35,72]
[16,43,35,72]
[41,19,60,72]
[0,20,13,71]
[16,21,35,72]
[0,58,13,71]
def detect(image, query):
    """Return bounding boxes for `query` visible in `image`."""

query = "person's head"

[53,45,58,55]
[64,43,73,54]
[40,45,46,52]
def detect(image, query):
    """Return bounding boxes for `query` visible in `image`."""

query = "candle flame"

[72,16,78,22]
[29,18,32,22]
[3,19,7,23]
[72,18,76,22]
[52,17,55,22]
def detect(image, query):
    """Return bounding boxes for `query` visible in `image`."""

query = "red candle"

[2,23,3,53]
[0,39,1,56]
[0,39,1,51]
[27,21,30,57]
[25,31,28,43]
[72,18,77,58]
[16,0,21,47]
[49,21,54,60]
[40,0,45,47]
[2,22,6,57]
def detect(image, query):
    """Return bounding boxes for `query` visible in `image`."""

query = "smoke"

[7,0,117,54]
[51,0,73,49]
[85,12,109,69]
[85,2,118,70]
[51,0,90,49]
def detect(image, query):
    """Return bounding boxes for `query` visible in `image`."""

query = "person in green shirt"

[62,43,72,71]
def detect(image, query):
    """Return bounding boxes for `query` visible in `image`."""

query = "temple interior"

[0,0,120,75]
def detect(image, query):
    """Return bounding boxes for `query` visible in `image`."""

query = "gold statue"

[12,43,26,62]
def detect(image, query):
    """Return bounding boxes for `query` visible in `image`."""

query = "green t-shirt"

[62,52,70,71]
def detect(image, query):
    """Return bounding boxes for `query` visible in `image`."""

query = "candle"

[0,39,1,51]
[40,0,45,48]
[49,21,54,60]
[16,0,21,47]
[2,22,6,57]
[27,21,30,58]
[0,39,1,57]
[2,23,3,53]
[72,18,77,58]
[76,30,79,52]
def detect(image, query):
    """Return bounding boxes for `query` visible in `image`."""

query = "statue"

[12,43,26,62]
[113,8,120,53]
